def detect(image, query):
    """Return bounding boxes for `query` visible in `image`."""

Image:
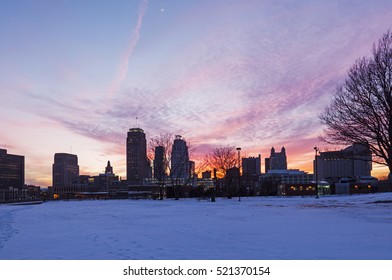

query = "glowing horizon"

[1,0,391,186]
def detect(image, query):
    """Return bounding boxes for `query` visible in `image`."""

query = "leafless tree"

[148,132,173,176]
[205,146,238,178]
[320,30,392,172]
[148,132,198,199]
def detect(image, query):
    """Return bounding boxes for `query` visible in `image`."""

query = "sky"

[1,0,392,187]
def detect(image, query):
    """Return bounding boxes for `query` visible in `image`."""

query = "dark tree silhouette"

[205,146,237,178]
[148,132,198,199]
[148,132,173,175]
[320,31,392,172]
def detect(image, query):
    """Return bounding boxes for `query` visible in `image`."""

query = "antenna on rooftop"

[136,116,139,128]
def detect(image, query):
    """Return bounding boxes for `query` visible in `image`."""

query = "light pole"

[237,147,241,202]
[314,147,320,198]
[211,168,217,202]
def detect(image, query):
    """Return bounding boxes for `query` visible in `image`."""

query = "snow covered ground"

[0,193,391,260]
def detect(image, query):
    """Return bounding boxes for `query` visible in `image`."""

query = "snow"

[1,193,392,260]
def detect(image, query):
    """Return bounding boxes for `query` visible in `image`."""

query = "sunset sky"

[1,0,392,186]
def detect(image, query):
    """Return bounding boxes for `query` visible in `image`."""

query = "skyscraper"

[154,146,165,180]
[265,147,287,172]
[52,153,79,187]
[170,135,190,179]
[126,128,151,184]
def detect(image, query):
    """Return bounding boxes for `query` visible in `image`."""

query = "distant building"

[170,135,190,179]
[88,161,120,192]
[242,155,261,176]
[315,143,372,182]
[126,128,151,185]
[202,171,212,179]
[105,160,113,174]
[0,149,25,202]
[54,161,121,199]
[225,167,240,197]
[259,169,316,196]
[264,169,314,185]
[153,146,165,180]
[52,153,79,187]
[51,153,79,199]
[189,160,195,177]
[265,147,287,172]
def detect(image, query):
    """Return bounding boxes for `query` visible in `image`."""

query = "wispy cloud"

[108,0,148,96]
[5,0,392,185]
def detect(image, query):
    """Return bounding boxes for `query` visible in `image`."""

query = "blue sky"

[1,0,392,186]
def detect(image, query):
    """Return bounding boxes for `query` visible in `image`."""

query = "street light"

[314,147,320,199]
[211,168,217,202]
[237,147,241,202]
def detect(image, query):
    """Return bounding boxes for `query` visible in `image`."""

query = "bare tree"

[205,146,238,178]
[148,132,197,199]
[320,30,392,172]
[148,132,173,176]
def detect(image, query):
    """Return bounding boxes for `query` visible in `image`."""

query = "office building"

[51,153,79,199]
[170,135,190,179]
[154,146,165,180]
[126,128,151,184]
[0,149,25,202]
[52,153,79,187]
[315,143,372,182]
[242,155,261,176]
[264,169,314,184]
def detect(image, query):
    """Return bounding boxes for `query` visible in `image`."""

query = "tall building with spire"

[126,128,151,184]
[265,147,287,172]
[170,135,190,179]
[105,160,113,174]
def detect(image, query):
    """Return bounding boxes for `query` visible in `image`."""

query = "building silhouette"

[153,146,165,180]
[52,153,79,187]
[105,160,113,174]
[315,143,372,182]
[265,147,287,172]
[202,170,212,179]
[189,160,195,177]
[126,128,151,184]
[0,149,25,202]
[170,135,190,179]
[242,155,262,176]
[51,153,79,199]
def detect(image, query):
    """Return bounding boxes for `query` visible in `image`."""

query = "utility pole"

[314,147,320,198]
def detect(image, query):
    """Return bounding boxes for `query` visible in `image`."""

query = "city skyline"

[1,0,392,186]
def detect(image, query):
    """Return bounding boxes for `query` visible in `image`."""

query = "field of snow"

[1,193,391,260]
